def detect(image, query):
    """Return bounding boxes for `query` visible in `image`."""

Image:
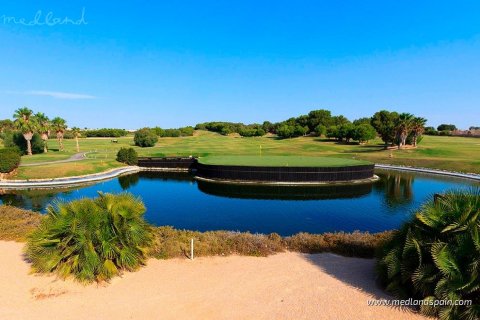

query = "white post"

[190,238,194,260]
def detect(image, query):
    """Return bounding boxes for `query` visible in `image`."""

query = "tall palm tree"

[35,112,51,153]
[13,107,36,155]
[71,127,81,152]
[51,117,67,151]
[410,117,427,147]
[395,113,414,149]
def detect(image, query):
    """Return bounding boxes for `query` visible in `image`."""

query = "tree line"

[0,108,79,155]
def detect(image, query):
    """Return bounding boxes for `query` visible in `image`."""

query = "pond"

[1,170,478,236]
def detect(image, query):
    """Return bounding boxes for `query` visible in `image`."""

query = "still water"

[1,170,477,236]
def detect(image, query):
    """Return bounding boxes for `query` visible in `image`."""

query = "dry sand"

[0,241,426,320]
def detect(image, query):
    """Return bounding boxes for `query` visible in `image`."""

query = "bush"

[85,128,127,137]
[116,147,138,165]
[4,132,44,154]
[0,147,21,173]
[25,193,154,283]
[134,128,158,147]
[377,189,480,319]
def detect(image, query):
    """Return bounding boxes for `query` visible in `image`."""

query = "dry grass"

[0,205,43,241]
[0,206,392,258]
[152,226,392,259]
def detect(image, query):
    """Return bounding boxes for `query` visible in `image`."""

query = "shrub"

[85,128,127,137]
[0,147,21,173]
[134,128,158,147]
[116,147,138,165]
[25,193,154,283]
[377,189,480,319]
[0,205,42,241]
[4,132,44,154]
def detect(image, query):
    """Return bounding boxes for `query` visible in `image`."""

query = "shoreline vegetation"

[1,132,479,180]
[0,205,391,259]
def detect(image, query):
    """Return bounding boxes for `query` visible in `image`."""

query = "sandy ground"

[0,241,427,320]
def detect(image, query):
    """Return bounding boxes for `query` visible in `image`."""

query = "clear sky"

[0,1,479,129]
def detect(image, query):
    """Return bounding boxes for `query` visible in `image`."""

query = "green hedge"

[0,148,21,173]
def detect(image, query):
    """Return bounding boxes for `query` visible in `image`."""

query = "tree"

[35,112,50,153]
[51,117,67,151]
[13,107,36,155]
[0,119,14,133]
[134,128,158,147]
[331,115,350,126]
[276,124,295,138]
[377,189,480,320]
[371,110,399,149]
[26,193,153,283]
[353,124,377,143]
[326,125,338,139]
[352,117,371,126]
[314,124,327,137]
[410,117,427,147]
[71,127,81,152]
[307,109,332,132]
[395,113,414,149]
[437,124,457,132]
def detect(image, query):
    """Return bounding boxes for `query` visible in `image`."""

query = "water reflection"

[197,180,372,200]
[374,171,414,208]
[0,170,477,235]
[0,187,75,211]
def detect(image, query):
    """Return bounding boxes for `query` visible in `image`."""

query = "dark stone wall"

[195,163,375,182]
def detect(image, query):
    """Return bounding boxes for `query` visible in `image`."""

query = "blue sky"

[0,1,479,129]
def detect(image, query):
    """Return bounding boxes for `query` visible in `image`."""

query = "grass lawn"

[198,155,372,167]
[5,131,480,179]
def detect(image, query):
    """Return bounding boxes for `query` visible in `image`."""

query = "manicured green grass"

[198,155,371,167]
[5,131,480,179]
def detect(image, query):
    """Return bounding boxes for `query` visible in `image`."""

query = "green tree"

[51,117,67,151]
[395,113,414,149]
[314,124,327,137]
[410,117,427,147]
[13,107,36,156]
[134,128,158,147]
[276,124,295,138]
[353,124,377,143]
[371,110,399,149]
[307,109,332,132]
[377,189,480,320]
[437,124,457,132]
[26,193,153,283]
[35,112,51,153]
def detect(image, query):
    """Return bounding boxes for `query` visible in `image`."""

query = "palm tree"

[26,192,153,282]
[395,113,414,149]
[51,117,67,151]
[71,127,81,152]
[377,188,480,319]
[13,107,36,155]
[410,117,427,147]
[35,112,51,153]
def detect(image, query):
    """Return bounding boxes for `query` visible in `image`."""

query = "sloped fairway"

[198,155,372,167]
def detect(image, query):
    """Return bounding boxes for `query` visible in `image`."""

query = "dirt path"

[0,241,426,320]
[19,152,87,167]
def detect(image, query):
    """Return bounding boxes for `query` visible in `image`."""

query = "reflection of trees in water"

[118,174,140,190]
[0,188,75,212]
[374,171,414,207]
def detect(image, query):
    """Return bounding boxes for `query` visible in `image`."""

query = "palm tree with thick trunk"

[71,127,81,152]
[411,117,426,147]
[51,117,67,151]
[13,107,36,156]
[395,113,414,149]
[35,112,51,153]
